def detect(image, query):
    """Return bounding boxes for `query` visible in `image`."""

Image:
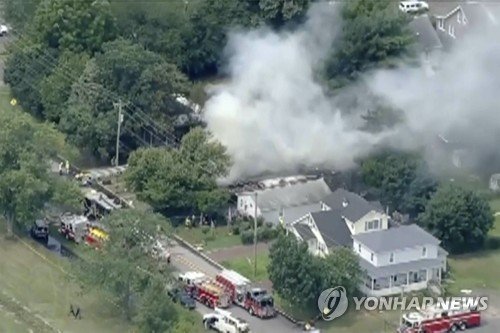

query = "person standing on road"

[65,160,70,175]
[58,162,63,176]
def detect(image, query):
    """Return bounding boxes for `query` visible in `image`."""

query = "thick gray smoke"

[204,1,500,181]
[204,3,388,181]
[366,4,500,175]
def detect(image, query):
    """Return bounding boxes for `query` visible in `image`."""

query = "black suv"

[30,219,49,242]
[167,287,196,310]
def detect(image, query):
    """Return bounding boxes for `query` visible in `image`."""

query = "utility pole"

[253,192,258,278]
[113,99,126,167]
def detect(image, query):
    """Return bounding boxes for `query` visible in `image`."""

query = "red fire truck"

[178,272,231,309]
[397,301,481,332]
[59,214,89,243]
[216,269,276,318]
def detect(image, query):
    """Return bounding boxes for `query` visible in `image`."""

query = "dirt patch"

[207,243,270,262]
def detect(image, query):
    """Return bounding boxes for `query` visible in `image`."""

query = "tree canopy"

[361,150,437,217]
[268,232,361,309]
[326,0,413,84]
[0,110,81,235]
[418,184,494,254]
[125,127,231,215]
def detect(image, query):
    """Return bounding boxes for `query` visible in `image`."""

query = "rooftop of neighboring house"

[352,224,440,253]
[241,177,332,212]
[409,14,443,51]
[310,211,353,247]
[321,188,384,222]
[262,202,322,226]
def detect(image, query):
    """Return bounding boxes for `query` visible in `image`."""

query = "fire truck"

[203,308,250,333]
[59,214,89,243]
[178,271,231,309]
[84,225,109,248]
[216,269,276,318]
[397,301,481,333]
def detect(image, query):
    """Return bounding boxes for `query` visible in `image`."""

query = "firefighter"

[65,160,70,175]
[58,162,63,176]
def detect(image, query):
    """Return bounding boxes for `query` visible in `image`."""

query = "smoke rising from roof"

[204,2,500,181]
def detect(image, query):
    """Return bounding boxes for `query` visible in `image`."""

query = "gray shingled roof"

[409,14,443,51]
[352,224,440,253]
[311,211,352,248]
[253,178,332,212]
[359,257,444,279]
[261,202,322,226]
[294,223,316,242]
[321,188,382,222]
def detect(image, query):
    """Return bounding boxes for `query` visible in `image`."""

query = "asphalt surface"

[169,241,304,333]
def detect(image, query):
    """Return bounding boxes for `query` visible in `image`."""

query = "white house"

[236,177,331,226]
[289,188,448,296]
[289,188,389,256]
[354,224,448,297]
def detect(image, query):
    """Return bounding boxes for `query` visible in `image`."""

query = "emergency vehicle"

[216,269,276,318]
[178,272,231,309]
[59,214,89,243]
[398,301,481,333]
[202,308,250,333]
[84,225,109,248]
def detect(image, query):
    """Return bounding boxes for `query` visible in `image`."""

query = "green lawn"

[0,230,135,332]
[175,225,242,251]
[0,310,32,333]
[446,200,500,293]
[221,252,270,282]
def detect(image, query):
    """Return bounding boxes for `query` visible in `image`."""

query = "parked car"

[399,1,429,14]
[30,219,49,242]
[167,287,196,310]
[0,25,9,36]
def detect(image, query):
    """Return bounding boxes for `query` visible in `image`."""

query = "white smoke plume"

[204,2,388,181]
[204,1,500,181]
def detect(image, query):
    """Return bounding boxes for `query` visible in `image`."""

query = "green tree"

[32,0,116,54]
[267,233,324,308]
[181,0,257,78]
[4,42,58,118]
[73,209,171,319]
[257,0,311,27]
[59,39,191,159]
[322,247,362,297]
[326,0,413,84]
[2,0,41,32]
[0,111,80,235]
[125,127,231,215]
[134,279,178,333]
[418,184,493,254]
[39,51,90,123]
[361,151,437,216]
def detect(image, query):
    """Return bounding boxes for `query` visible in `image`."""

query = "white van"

[399,1,429,14]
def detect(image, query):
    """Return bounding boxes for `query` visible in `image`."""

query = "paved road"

[169,242,303,333]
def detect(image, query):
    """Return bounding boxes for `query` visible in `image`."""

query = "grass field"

[175,225,242,251]
[446,199,500,293]
[0,227,135,332]
[221,252,270,282]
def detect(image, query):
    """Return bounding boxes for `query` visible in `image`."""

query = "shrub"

[231,225,240,235]
[240,230,254,245]
[201,225,210,234]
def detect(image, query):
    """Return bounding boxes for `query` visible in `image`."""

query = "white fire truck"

[216,269,276,318]
[178,272,231,309]
[202,308,250,333]
[398,301,481,333]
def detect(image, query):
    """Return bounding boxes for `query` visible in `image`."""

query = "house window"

[358,243,361,253]
[365,219,380,231]
[370,253,374,262]
[390,253,394,263]
[449,24,455,38]
[422,246,427,257]
[438,19,444,31]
